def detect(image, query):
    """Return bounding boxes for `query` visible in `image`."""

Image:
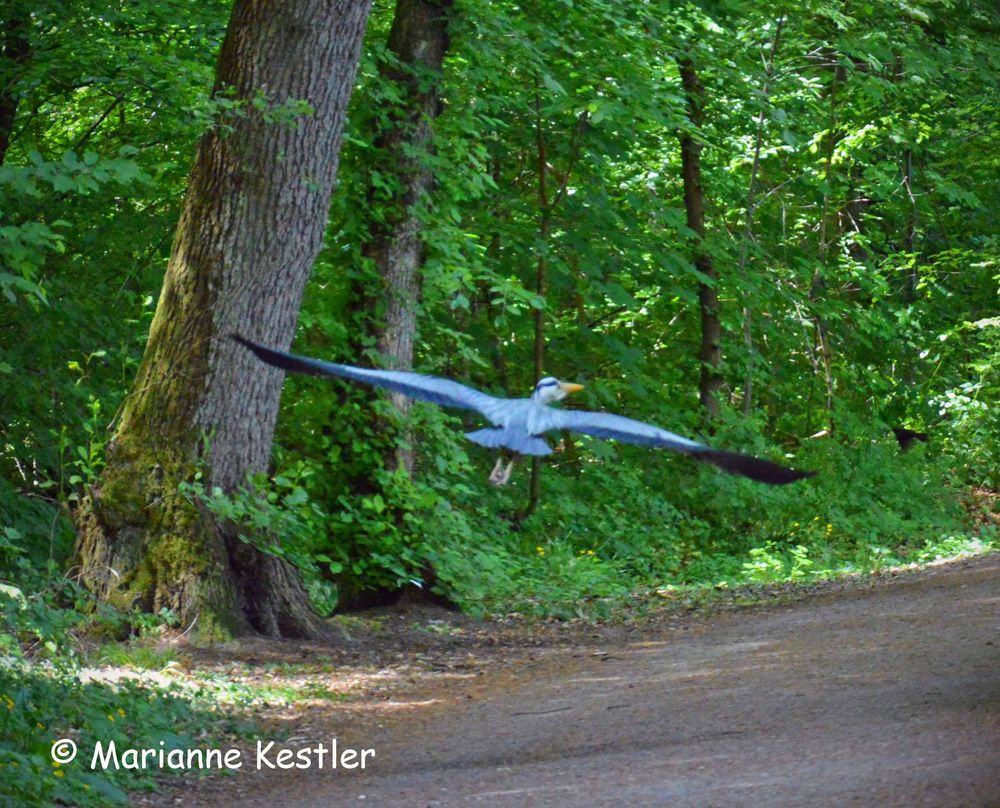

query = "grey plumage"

[231,334,815,485]
[466,427,552,456]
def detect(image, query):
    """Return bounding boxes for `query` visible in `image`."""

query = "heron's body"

[467,417,553,457]
[467,397,570,455]
[231,335,814,485]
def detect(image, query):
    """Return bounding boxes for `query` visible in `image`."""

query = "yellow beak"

[558,382,584,394]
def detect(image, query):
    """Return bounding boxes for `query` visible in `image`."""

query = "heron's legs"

[489,456,517,486]
[489,457,505,484]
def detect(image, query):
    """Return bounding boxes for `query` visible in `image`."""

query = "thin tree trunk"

[519,88,586,521]
[901,72,918,387]
[485,157,512,393]
[525,78,550,519]
[363,0,455,476]
[814,56,840,430]
[74,0,372,639]
[903,147,918,296]
[678,58,723,422]
[738,16,784,415]
[0,3,30,166]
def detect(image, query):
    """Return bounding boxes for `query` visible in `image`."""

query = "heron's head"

[532,376,584,404]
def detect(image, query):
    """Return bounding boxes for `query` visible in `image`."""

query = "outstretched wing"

[549,409,815,485]
[231,335,506,423]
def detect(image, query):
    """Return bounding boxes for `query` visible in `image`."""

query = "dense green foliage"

[1,0,999,799]
[285,0,1000,610]
[0,550,243,805]
[4,0,998,605]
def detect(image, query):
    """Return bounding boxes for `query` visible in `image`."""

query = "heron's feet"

[489,457,516,486]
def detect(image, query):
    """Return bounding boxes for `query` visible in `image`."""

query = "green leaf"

[541,73,565,95]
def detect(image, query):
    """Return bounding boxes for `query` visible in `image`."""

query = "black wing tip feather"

[229,333,284,365]
[229,333,269,356]
[695,449,816,485]
[892,426,929,452]
[229,333,321,376]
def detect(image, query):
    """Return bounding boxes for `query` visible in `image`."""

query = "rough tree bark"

[678,58,723,422]
[361,0,455,476]
[73,0,373,639]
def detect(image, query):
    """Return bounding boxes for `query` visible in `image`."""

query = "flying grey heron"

[232,335,815,485]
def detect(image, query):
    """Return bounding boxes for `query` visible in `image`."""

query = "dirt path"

[177,555,1000,807]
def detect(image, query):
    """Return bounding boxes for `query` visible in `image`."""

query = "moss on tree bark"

[73,0,373,639]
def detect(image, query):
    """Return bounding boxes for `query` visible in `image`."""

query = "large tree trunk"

[361,0,454,475]
[678,58,723,421]
[74,0,373,639]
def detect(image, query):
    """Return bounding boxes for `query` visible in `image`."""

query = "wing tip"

[892,426,929,452]
[229,333,271,360]
[695,449,817,485]
[228,333,302,374]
